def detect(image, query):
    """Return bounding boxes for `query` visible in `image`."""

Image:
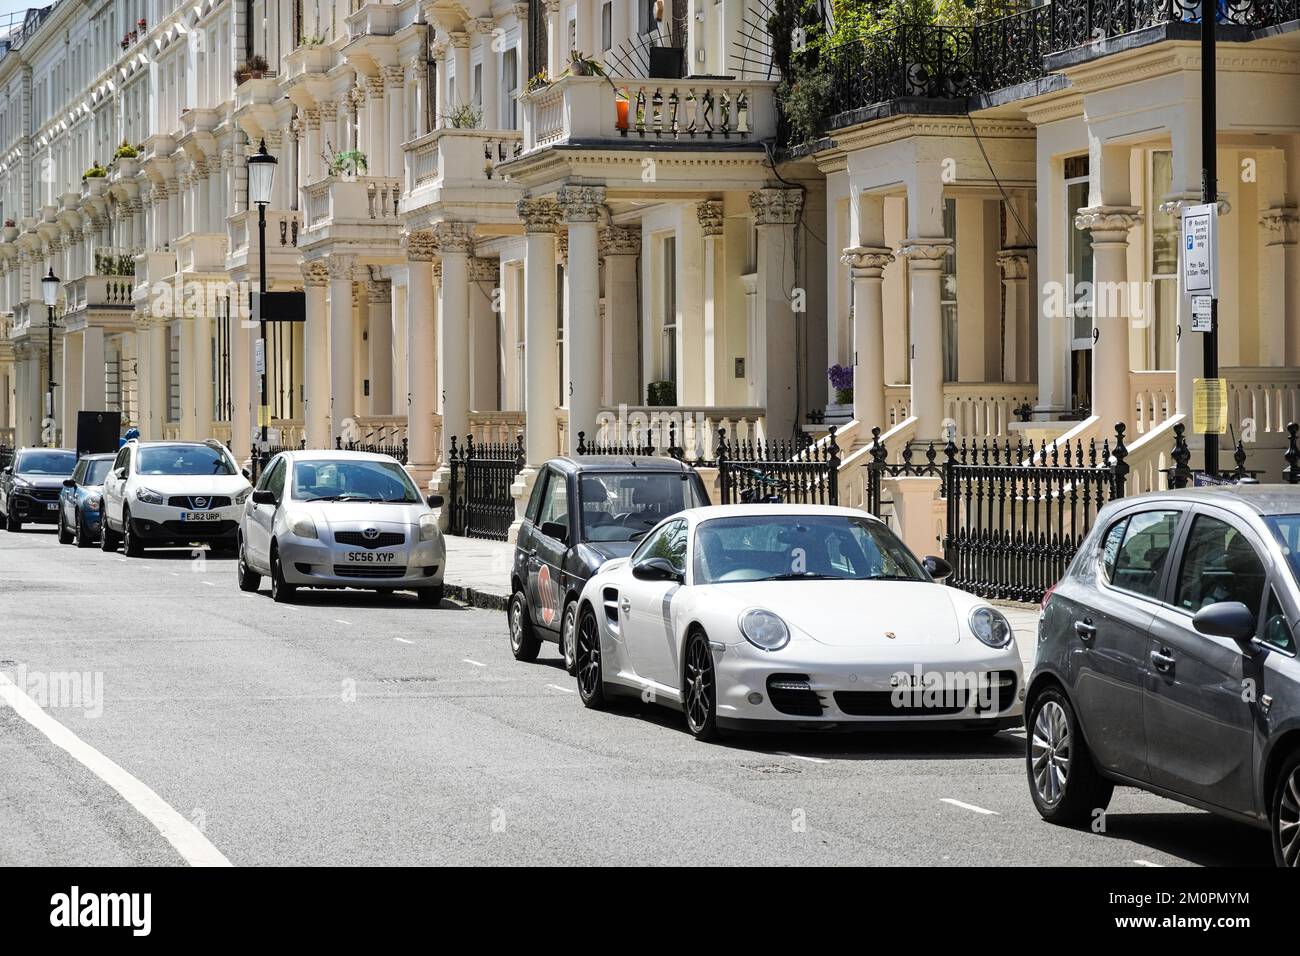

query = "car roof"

[79,452,116,460]
[546,455,696,475]
[278,449,403,464]
[16,447,74,453]
[680,504,884,523]
[1115,484,1300,518]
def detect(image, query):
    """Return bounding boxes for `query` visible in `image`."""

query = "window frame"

[1166,505,1271,620]
[631,517,689,575]
[1096,505,1187,606]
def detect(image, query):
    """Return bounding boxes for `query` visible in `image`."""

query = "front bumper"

[276,533,446,589]
[10,491,61,523]
[712,639,1025,729]
[128,499,242,542]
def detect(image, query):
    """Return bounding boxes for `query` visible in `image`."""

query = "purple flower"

[827,364,854,391]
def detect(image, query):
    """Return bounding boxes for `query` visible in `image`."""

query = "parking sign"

[1182,203,1218,297]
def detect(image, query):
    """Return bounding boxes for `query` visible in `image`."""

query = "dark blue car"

[57,453,115,548]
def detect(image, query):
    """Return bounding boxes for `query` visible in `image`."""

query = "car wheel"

[57,511,73,544]
[508,589,541,662]
[418,585,444,606]
[5,508,21,532]
[270,546,296,603]
[683,630,720,742]
[1026,686,1113,826]
[75,512,94,549]
[575,605,607,709]
[1270,750,1300,867]
[100,517,119,552]
[121,508,145,557]
[560,600,579,676]
[236,540,262,593]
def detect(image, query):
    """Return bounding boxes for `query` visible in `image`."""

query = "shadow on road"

[1096,811,1273,867]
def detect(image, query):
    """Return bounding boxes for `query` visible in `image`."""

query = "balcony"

[133,250,178,309]
[302,176,402,232]
[176,234,228,274]
[520,74,778,154]
[66,274,135,312]
[284,43,336,81]
[228,208,301,258]
[403,129,523,195]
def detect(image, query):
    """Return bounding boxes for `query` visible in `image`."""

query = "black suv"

[1029,486,1300,866]
[0,447,78,531]
[509,456,709,673]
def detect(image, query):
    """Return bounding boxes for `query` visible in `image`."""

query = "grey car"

[1028,486,1300,866]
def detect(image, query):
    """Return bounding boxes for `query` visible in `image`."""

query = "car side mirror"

[923,555,952,581]
[633,557,683,583]
[241,467,253,480]
[62,478,76,488]
[1192,601,1257,646]
[112,467,125,480]
[427,494,444,509]
[1,466,11,476]
[540,520,569,545]
[251,489,278,507]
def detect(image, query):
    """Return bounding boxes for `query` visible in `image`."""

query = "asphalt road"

[0,524,1275,867]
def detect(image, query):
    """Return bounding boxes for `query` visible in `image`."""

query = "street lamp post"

[41,268,59,448]
[247,139,277,474]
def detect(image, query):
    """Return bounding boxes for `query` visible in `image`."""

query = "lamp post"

[41,267,59,448]
[1200,0,1219,476]
[247,138,277,473]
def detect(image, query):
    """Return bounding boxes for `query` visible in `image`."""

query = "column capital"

[1260,206,1299,246]
[466,17,497,35]
[327,254,356,280]
[319,101,339,123]
[557,184,606,223]
[367,278,392,303]
[600,225,640,256]
[840,245,894,277]
[556,232,568,265]
[302,260,330,286]
[382,64,406,89]
[449,31,470,49]
[1073,205,1142,240]
[513,3,530,19]
[402,229,438,261]
[696,200,724,237]
[517,198,561,233]
[304,108,321,130]
[996,248,1031,278]
[543,0,560,13]
[433,221,475,254]
[894,238,951,265]
[749,188,802,226]
[469,256,499,283]
[366,75,385,99]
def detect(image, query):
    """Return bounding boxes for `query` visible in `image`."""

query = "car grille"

[332,564,407,579]
[167,495,232,509]
[766,674,824,717]
[335,530,405,549]
[159,520,238,536]
[835,671,1018,718]
[25,487,60,502]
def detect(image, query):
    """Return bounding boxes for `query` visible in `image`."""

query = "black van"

[508,456,710,672]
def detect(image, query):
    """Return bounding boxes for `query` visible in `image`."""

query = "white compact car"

[573,505,1024,740]
[100,440,253,556]
[235,449,446,605]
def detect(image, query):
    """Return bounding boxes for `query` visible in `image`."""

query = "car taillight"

[1041,583,1057,611]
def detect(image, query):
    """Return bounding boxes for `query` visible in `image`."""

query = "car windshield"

[15,450,76,475]
[578,471,704,542]
[83,459,114,485]
[1265,514,1300,586]
[693,514,928,584]
[137,445,236,476]
[292,459,421,503]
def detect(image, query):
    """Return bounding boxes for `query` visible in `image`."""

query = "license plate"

[182,511,221,522]
[344,551,396,563]
[47,502,58,510]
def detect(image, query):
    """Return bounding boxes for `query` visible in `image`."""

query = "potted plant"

[565,50,605,77]
[114,141,139,160]
[647,381,676,407]
[521,71,551,96]
[828,364,853,404]
[330,148,369,178]
[446,102,482,129]
[234,54,269,85]
[83,163,107,180]
[137,17,147,30]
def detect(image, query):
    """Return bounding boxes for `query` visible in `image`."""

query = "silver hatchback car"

[236,450,446,605]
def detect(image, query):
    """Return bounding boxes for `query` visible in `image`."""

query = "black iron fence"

[448,434,525,541]
[0,445,12,470]
[717,428,840,505]
[336,435,409,464]
[865,428,946,517]
[575,429,670,459]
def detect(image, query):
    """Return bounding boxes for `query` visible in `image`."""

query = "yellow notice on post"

[1192,378,1227,435]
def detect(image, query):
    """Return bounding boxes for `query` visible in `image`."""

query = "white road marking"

[335,619,353,626]
[462,659,486,667]
[1133,859,1163,867]
[201,581,216,587]
[546,683,576,694]
[393,638,414,645]
[0,671,231,867]
[940,798,999,816]
[776,752,829,764]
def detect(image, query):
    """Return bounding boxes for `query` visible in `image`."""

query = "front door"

[527,468,570,634]
[625,519,688,690]
[1144,510,1263,813]
[247,456,286,570]
[103,447,130,529]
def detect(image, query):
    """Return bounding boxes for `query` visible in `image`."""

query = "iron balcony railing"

[824,0,1300,119]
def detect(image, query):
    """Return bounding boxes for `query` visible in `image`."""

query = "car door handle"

[1150,647,1176,673]
[619,598,631,614]
[1074,619,1096,641]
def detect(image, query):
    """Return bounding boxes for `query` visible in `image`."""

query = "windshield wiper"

[863,574,918,581]
[762,572,843,581]
[306,495,371,502]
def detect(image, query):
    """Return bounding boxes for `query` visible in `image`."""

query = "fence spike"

[1285,423,1300,485]
[1170,422,1192,488]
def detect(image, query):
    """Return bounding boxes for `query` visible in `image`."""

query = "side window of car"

[1175,514,1267,615]
[264,459,287,500]
[525,470,549,524]
[1261,589,1296,654]
[1099,516,1129,583]
[537,471,569,538]
[71,461,85,484]
[635,519,688,573]
[113,448,128,476]
[1109,510,1181,600]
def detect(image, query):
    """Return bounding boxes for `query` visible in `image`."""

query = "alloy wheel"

[561,603,578,673]
[684,637,714,735]
[1279,766,1300,867]
[1031,700,1071,806]
[576,610,601,699]
[509,596,525,652]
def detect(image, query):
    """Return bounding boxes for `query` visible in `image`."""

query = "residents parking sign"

[1182,203,1218,298]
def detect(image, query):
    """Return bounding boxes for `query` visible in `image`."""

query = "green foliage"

[331,149,369,176]
[447,102,483,129]
[83,164,107,179]
[114,141,138,159]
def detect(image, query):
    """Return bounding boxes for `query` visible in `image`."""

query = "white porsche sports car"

[573,505,1024,740]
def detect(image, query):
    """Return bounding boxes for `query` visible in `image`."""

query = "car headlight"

[419,513,441,542]
[286,512,318,539]
[969,606,1013,648]
[739,609,790,651]
[84,493,102,509]
[135,486,164,505]
[12,476,31,489]
[235,488,251,505]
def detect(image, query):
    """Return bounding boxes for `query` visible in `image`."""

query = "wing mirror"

[241,467,253,480]
[427,494,444,509]
[62,478,77,488]
[1192,601,1257,646]
[540,521,569,545]
[633,557,683,583]
[1,466,12,476]
[112,467,125,480]
[923,555,952,581]
[251,489,278,506]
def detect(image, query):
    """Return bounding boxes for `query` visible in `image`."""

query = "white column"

[193,309,212,438]
[384,66,407,177]
[391,278,409,413]
[518,198,560,463]
[469,257,500,411]
[61,329,84,442]
[367,279,393,415]
[403,230,439,480]
[302,261,331,448]
[451,32,471,108]
[558,185,603,455]
[178,318,197,438]
[750,188,804,437]
[997,251,1030,383]
[436,223,474,465]
[697,202,723,405]
[327,255,356,442]
[600,226,640,407]
[545,0,560,77]
[148,322,169,439]
[841,247,894,431]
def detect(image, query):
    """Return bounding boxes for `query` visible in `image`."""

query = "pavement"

[0,525,1275,866]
